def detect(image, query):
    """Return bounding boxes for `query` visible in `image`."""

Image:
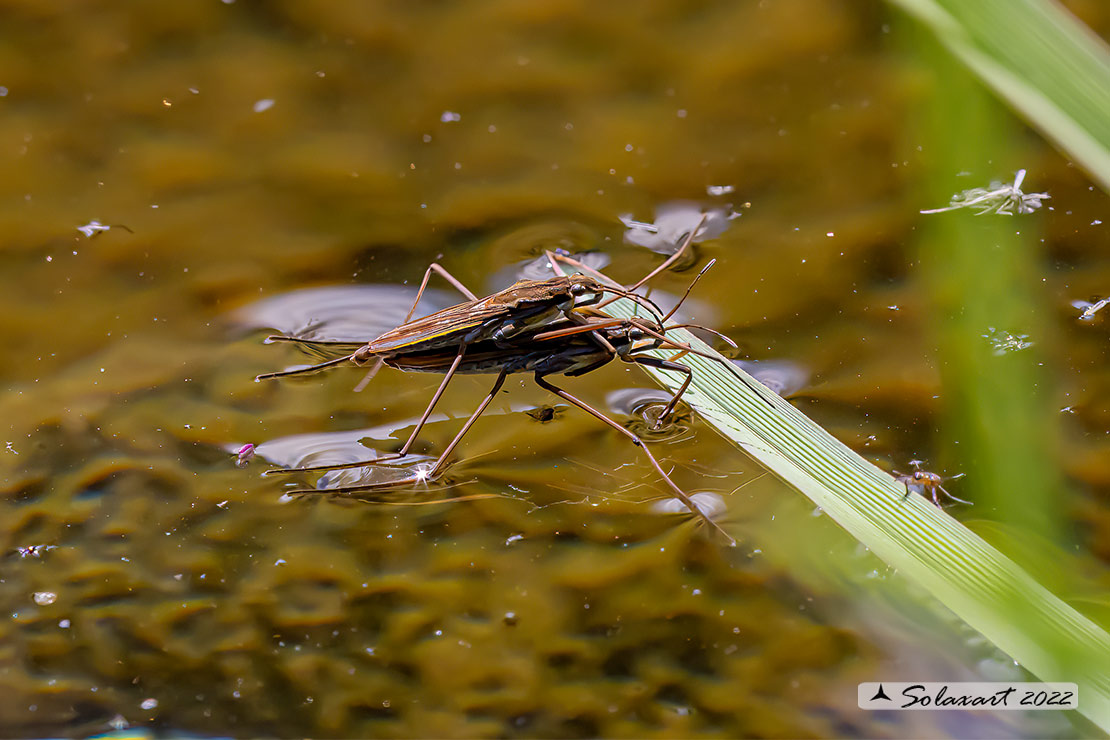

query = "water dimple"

[651,492,726,519]
[620,200,740,255]
[230,284,459,346]
[486,250,611,292]
[732,359,809,397]
[605,387,691,441]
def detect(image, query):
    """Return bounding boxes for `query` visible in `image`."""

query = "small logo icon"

[870,684,892,702]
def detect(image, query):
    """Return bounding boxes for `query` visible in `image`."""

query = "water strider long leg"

[283,369,509,496]
[266,344,470,476]
[543,251,667,323]
[936,485,973,506]
[622,213,707,293]
[260,264,478,385]
[419,367,508,477]
[406,263,479,321]
[265,337,365,347]
[556,213,708,312]
[352,263,479,393]
[626,354,692,429]
[532,372,735,546]
[351,357,385,393]
[256,353,358,381]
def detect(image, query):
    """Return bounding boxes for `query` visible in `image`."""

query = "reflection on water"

[652,491,728,519]
[734,358,810,397]
[231,283,459,344]
[248,421,443,492]
[486,250,612,292]
[620,200,742,255]
[605,386,693,442]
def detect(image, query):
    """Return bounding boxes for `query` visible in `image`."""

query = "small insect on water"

[919,169,1049,216]
[894,460,971,507]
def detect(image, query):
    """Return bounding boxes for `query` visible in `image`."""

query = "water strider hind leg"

[532,371,735,546]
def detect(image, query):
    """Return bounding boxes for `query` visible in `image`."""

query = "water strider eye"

[569,283,587,296]
[914,471,925,481]
[628,328,645,341]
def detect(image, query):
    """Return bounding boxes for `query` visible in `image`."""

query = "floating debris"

[252,98,274,113]
[921,169,1049,216]
[524,405,563,423]
[620,201,739,254]
[440,111,461,122]
[15,544,56,558]
[76,220,112,238]
[982,326,1033,355]
[1073,297,1110,322]
[32,591,57,606]
[706,184,735,196]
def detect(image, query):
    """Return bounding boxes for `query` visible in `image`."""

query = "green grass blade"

[603,298,1110,731]
[888,0,1110,192]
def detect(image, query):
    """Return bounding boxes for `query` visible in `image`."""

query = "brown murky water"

[1,1,1108,737]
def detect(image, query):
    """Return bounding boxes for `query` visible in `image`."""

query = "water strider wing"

[365,276,583,354]
[364,296,518,353]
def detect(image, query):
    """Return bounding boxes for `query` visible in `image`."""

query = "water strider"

[255,220,741,542]
[256,232,707,473]
[255,216,710,387]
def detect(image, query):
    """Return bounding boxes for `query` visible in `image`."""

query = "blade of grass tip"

[593,278,1110,731]
[888,0,1110,194]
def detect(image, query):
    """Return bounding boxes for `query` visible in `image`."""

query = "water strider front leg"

[626,354,693,430]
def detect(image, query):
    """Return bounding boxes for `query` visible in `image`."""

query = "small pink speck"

[235,443,256,468]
